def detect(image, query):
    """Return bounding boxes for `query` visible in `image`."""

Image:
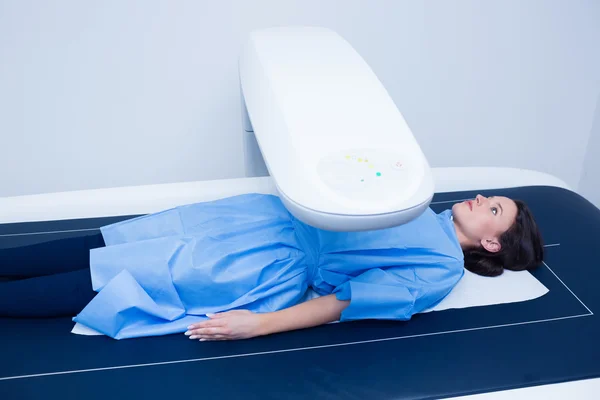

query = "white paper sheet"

[71,268,548,336]
[421,268,548,313]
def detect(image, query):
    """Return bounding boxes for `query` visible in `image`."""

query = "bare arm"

[185,294,350,341]
[259,294,349,336]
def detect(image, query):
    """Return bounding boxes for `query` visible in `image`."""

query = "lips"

[467,200,473,210]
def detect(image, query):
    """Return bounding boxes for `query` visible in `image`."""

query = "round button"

[391,161,403,170]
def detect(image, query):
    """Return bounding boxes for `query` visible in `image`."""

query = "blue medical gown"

[73,194,464,339]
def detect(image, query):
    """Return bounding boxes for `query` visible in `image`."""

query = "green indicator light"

[376,172,382,177]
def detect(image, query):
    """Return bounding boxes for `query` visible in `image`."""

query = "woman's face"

[452,195,518,252]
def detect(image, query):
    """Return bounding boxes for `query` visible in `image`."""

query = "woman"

[0,193,543,340]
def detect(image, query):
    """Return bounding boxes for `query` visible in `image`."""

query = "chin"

[451,202,467,221]
[451,203,462,216]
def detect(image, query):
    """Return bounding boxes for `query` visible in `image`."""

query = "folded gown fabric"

[73,193,465,339]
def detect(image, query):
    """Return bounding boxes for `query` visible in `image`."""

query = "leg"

[0,268,97,317]
[0,232,105,278]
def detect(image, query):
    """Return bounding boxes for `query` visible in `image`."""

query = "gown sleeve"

[333,261,464,321]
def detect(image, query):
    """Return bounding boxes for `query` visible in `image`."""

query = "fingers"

[199,334,229,341]
[186,312,227,330]
[188,329,233,341]
[184,311,245,342]
[187,326,224,336]
[188,318,225,330]
[185,325,232,339]
[186,326,218,338]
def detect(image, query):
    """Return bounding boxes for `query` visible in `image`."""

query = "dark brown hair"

[462,200,544,277]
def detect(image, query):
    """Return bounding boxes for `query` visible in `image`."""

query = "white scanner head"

[239,27,434,231]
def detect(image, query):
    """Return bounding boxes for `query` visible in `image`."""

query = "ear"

[481,237,501,253]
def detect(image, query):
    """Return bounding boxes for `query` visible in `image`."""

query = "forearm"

[258,294,350,336]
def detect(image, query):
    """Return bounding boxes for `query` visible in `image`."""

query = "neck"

[452,220,477,250]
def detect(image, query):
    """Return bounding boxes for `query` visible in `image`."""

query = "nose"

[475,194,487,206]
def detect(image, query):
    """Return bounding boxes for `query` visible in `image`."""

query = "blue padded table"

[1,186,599,400]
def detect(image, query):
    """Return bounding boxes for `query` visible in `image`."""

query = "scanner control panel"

[317,149,419,201]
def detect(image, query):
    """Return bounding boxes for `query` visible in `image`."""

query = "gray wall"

[579,93,600,208]
[1,0,599,199]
